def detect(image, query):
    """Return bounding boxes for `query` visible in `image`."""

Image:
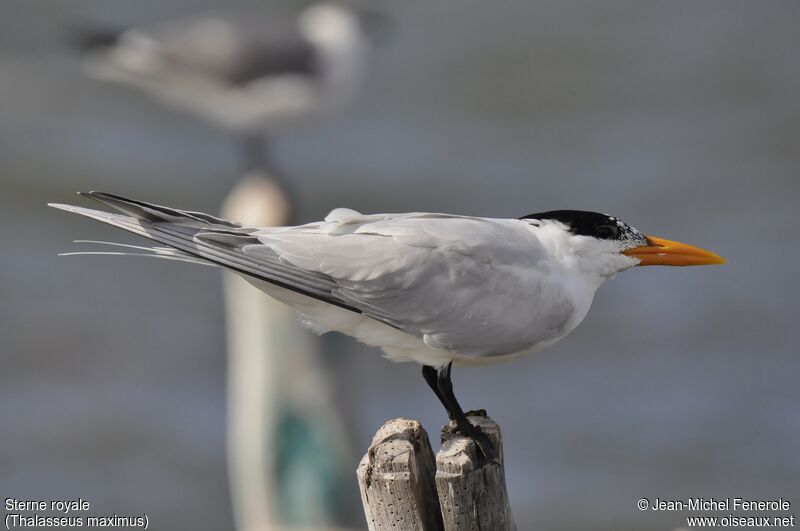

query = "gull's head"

[522,210,725,280]
[300,2,389,45]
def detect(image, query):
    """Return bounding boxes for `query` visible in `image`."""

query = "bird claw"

[452,421,496,461]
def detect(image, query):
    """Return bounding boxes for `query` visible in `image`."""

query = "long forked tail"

[49,192,361,313]
[49,190,271,266]
[49,191,249,266]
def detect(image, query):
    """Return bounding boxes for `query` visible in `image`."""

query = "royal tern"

[50,192,725,459]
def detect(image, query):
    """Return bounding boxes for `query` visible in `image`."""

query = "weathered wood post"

[357,419,444,531]
[357,412,516,531]
[435,412,515,531]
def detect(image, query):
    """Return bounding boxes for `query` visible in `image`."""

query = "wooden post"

[357,419,444,531]
[223,173,291,531]
[435,412,516,531]
[223,173,355,530]
[357,413,516,531]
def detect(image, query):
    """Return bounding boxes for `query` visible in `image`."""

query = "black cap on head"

[521,210,645,243]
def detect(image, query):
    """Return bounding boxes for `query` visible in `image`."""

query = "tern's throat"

[534,224,638,284]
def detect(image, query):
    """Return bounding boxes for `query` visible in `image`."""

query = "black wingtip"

[78,191,104,201]
[68,24,124,52]
[80,191,117,200]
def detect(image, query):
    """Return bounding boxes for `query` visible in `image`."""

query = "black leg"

[235,132,296,223]
[434,362,495,460]
[422,365,454,420]
[239,131,271,174]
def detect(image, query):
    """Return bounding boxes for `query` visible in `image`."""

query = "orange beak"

[623,235,726,266]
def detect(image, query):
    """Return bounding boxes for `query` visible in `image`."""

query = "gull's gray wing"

[141,14,318,85]
[80,14,318,86]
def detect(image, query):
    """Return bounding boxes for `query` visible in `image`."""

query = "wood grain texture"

[434,412,516,531]
[358,413,516,530]
[357,418,444,531]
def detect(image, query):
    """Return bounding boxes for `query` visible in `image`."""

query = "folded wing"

[52,193,575,358]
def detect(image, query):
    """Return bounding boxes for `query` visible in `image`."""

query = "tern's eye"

[595,224,620,240]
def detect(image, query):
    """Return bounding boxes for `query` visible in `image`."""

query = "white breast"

[245,267,594,369]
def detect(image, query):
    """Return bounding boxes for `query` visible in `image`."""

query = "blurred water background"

[2,1,799,530]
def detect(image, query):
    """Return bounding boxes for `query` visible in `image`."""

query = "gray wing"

[51,192,359,314]
[255,212,575,357]
[52,193,575,358]
[82,13,318,86]
[146,15,318,85]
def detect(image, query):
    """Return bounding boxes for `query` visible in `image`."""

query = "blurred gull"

[74,1,387,133]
